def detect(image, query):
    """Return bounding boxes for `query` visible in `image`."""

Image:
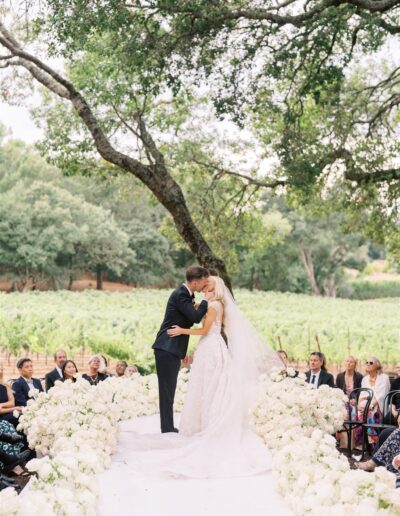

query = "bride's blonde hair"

[210,276,226,302]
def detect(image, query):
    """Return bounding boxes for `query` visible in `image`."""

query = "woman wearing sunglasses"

[354,357,390,448]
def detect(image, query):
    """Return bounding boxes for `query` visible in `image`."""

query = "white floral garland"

[0,371,399,515]
[253,374,400,515]
[0,372,188,515]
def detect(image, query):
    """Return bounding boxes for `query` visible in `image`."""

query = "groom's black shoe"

[172,428,179,433]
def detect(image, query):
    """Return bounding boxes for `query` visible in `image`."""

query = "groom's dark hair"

[186,265,209,282]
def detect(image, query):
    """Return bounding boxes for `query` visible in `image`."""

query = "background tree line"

[0,126,395,298]
[0,1,400,296]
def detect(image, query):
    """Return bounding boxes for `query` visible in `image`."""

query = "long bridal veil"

[222,284,284,422]
[120,282,284,479]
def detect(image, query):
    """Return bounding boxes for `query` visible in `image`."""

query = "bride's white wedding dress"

[119,292,282,479]
[99,289,293,515]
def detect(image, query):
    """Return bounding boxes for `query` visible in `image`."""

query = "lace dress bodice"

[207,300,224,334]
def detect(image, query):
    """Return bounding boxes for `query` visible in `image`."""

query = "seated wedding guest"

[305,352,335,388]
[13,358,43,407]
[45,349,67,392]
[336,356,363,398]
[356,428,400,473]
[61,360,78,383]
[385,362,400,425]
[115,361,128,377]
[82,355,109,386]
[0,414,30,478]
[277,350,298,376]
[354,356,391,448]
[0,364,22,427]
[124,364,139,377]
[277,350,289,367]
[392,363,400,391]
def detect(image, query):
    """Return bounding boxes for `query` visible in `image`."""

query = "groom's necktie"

[311,374,316,385]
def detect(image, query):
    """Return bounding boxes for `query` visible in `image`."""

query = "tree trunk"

[249,266,256,291]
[323,274,337,297]
[67,275,74,290]
[298,244,321,296]
[96,268,103,290]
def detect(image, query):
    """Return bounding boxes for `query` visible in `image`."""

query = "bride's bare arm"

[167,308,217,337]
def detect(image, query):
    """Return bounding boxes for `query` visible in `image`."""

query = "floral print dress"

[0,419,23,470]
[0,385,23,469]
[374,429,400,474]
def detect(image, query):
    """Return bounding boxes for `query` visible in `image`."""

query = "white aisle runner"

[99,415,293,516]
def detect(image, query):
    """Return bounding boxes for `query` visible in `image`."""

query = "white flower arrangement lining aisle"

[0,372,399,515]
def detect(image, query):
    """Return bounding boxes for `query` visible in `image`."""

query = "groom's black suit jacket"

[153,285,208,359]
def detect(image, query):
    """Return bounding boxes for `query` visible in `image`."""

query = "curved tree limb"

[0,21,231,286]
[191,158,287,189]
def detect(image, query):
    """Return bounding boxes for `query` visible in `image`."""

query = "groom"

[153,265,210,433]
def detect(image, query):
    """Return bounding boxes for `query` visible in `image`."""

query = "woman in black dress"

[335,355,363,399]
[0,364,22,427]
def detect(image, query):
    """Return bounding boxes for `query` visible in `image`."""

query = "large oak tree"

[0,10,232,286]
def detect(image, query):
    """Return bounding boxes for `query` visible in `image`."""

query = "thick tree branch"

[134,111,168,174]
[0,21,231,286]
[326,148,400,184]
[193,150,400,189]
[344,167,400,183]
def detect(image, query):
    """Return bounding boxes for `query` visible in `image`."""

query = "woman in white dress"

[123,276,283,478]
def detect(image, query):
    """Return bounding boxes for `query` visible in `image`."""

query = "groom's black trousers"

[154,349,181,433]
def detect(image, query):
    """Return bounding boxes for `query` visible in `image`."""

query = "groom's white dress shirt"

[183,283,193,296]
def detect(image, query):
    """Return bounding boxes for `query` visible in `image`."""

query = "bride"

[168,276,266,439]
[123,276,283,479]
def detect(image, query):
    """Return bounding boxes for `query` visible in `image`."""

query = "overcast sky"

[0,102,42,143]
